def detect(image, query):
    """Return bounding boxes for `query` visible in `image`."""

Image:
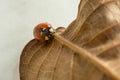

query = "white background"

[0,0,79,80]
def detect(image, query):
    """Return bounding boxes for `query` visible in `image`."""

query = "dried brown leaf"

[20,0,120,80]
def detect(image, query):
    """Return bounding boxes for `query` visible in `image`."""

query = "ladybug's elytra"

[34,23,55,43]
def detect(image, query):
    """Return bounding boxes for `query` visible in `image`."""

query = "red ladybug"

[33,23,55,43]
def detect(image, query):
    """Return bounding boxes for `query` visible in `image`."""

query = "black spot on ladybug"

[39,28,44,32]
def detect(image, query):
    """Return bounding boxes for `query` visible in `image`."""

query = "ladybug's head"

[33,23,55,43]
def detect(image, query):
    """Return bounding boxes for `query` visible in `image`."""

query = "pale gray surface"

[0,0,79,80]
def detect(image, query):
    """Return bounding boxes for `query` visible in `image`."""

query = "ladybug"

[33,23,55,43]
